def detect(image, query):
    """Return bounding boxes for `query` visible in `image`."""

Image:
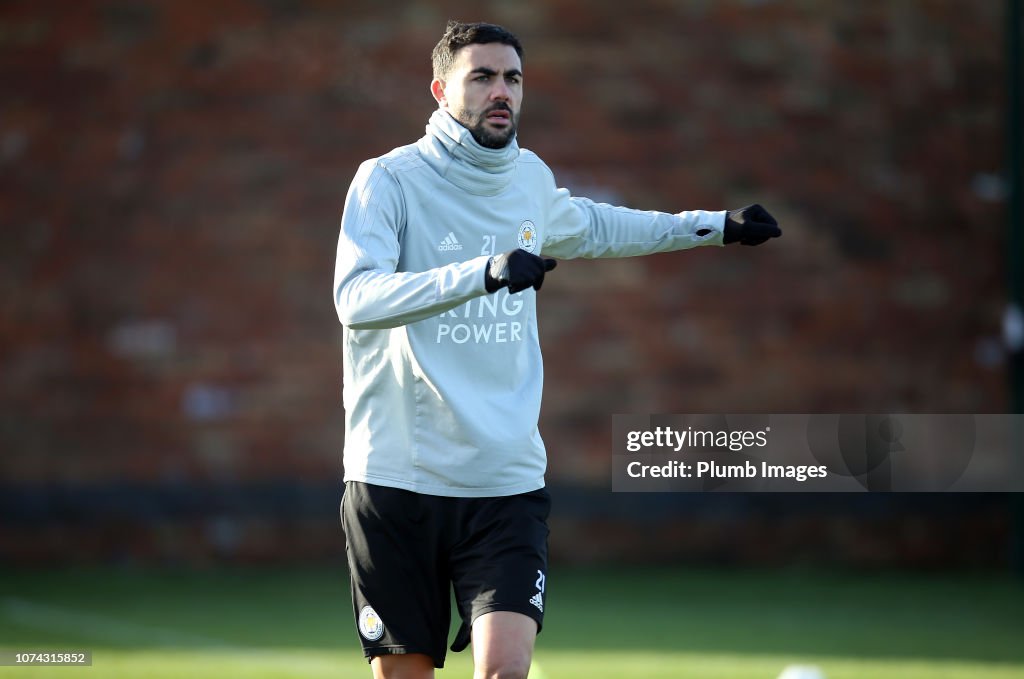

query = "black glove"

[723,204,781,246]
[485,249,558,294]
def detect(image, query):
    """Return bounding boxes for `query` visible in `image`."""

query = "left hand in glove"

[723,204,781,246]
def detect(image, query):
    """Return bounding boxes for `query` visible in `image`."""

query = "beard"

[451,103,519,149]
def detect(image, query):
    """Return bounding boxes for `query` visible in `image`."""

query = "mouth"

[485,108,511,125]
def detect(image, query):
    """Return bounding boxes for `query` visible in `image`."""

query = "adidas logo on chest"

[437,232,463,252]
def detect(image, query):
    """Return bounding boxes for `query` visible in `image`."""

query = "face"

[431,43,523,149]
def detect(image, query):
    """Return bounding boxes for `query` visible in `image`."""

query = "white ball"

[777,665,827,679]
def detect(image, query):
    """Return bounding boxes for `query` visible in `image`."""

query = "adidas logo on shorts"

[529,592,543,612]
[438,232,463,251]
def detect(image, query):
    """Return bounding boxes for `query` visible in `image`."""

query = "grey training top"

[333,110,725,497]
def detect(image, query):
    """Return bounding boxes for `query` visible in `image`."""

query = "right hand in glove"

[485,249,558,294]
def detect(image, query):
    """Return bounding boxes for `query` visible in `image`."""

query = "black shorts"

[341,481,550,668]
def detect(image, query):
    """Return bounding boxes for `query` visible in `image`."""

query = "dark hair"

[431,20,523,80]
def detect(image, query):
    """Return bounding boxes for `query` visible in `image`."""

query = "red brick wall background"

[0,1,1012,564]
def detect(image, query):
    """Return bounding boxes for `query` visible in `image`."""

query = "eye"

[475,74,490,82]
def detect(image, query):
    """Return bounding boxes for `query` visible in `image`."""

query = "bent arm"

[333,161,489,330]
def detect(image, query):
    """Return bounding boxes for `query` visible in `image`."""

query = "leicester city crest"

[517,220,537,252]
[358,605,385,641]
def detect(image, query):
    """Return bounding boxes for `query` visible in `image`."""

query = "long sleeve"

[333,160,490,330]
[539,166,726,260]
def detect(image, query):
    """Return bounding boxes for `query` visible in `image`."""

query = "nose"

[490,79,511,102]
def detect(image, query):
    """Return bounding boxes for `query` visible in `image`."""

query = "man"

[334,20,780,679]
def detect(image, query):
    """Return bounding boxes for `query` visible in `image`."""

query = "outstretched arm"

[541,188,727,260]
[539,167,780,259]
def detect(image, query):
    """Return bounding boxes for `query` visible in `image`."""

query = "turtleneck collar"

[418,109,520,196]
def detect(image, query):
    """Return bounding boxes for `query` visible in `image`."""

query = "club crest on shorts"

[358,605,385,641]
[517,220,537,252]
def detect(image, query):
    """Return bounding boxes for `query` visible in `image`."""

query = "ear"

[430,78,448,109]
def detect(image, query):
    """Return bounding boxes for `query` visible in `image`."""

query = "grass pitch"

[1,566,1021,678]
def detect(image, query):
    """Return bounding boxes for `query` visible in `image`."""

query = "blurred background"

[1,0,1021,574]
[3,3,1024,677]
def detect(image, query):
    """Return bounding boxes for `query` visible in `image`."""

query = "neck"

[420,110,519,196]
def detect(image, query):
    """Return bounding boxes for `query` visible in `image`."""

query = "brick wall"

[0,1,1011,564]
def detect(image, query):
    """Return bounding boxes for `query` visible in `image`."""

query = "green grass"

[1,566,1022,678]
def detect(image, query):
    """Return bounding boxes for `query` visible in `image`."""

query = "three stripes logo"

[438,232,463,252]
